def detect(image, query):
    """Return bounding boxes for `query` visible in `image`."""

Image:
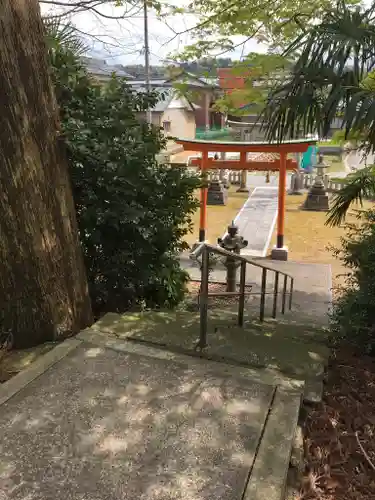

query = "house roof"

[131,87,195,113]
[130,79,168,87]
[81,57,134,79]
[129,71,220,90]
[217,67,249,90]
[217,67,251,108]
[165,70,220,89]
[153,88,174,112]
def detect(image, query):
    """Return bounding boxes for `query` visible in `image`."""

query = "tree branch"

[163,0,286,59]
[355,431,375,471]
[163,0,249,45]
[40,0,142,20]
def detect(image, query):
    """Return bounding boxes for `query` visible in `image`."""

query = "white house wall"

[161,108,196,140]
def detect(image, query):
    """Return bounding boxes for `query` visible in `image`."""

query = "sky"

[39,0,266,66]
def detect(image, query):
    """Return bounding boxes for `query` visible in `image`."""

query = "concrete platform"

[0,337,302,500]
[180,258,332,327]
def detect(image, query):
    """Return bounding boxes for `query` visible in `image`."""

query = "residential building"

[83,59,227,151]
[81,57,134,82]
[134,87,197,151]
[130,71,223,131]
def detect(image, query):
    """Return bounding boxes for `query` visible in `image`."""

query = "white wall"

[161,108,196,140]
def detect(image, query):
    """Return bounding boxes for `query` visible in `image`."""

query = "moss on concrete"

[86,310,329,380]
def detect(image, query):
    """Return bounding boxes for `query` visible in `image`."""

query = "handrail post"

[238,261,246,327]
[260,268,267,322]
[272,271,279,318]
[289,278,294,310]
[281,275,288,314]
[198,245,209,348]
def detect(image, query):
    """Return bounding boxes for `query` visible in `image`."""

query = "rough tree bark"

[0,0,93,347]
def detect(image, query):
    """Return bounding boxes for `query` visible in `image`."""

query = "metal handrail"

[190,242,294,349]
[190,242,294,277]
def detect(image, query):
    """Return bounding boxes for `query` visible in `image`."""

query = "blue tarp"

[300,146,317,172]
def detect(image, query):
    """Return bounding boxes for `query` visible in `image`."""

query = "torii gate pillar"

[271,151,288,261]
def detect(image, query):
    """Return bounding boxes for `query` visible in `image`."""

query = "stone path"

[229,186,278,257]
[246,171,292,188]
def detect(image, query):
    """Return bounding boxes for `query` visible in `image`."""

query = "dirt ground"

[184,187,248,246]
[267,194,373,289]
[300,348,375,500]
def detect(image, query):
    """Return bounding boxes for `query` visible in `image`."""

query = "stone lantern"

[302,154,330,211]
[207,179,228,205]
[218,222,248,292]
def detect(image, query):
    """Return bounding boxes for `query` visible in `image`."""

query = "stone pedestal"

[303,186,330,211]
[225,256,239,292]
[271,246,289,261]
[236,170,248,192]
[289,171,304,195]
[207,180,228,205]
[302,158,330,211]
[302,176,329,212]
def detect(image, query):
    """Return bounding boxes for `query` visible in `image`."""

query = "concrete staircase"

[84,307,329,402]
[75,253,332,500]
[79,322,305,500]
[80,289,330,500]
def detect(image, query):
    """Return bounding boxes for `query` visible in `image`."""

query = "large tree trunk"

[0,0,93,347]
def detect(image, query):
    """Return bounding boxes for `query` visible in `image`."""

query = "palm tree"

[262,1,375,225]
[43,17,88,58]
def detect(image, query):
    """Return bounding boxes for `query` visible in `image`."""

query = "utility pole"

[143,0,152,124]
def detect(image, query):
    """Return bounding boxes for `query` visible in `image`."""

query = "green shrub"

[330,209,375,354]
[49,39,200,315]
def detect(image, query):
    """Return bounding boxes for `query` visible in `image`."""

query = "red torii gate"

[175,137,317,255]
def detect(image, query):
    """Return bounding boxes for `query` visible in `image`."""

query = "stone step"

[284,426,305,500]
[83,311,329,403]
[197,307,331,345]
[0,333,303,500]
[243,388,302,500]
[78,328,305,395]
[77,331,304,500]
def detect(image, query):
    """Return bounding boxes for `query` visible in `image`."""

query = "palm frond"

[262,2,375,146]
[44,17,88,57]
[326,166,375,226]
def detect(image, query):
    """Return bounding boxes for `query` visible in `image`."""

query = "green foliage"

[171,0,360,61]
[179,57,233,76]
[331,129,365,145]
[330,209,375,354]
[263,3,375,144]
[214,53,292,115]
[44,18,88,57]
[326,167,375,226]
[47,24,200,314]
[261,3,375,227]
